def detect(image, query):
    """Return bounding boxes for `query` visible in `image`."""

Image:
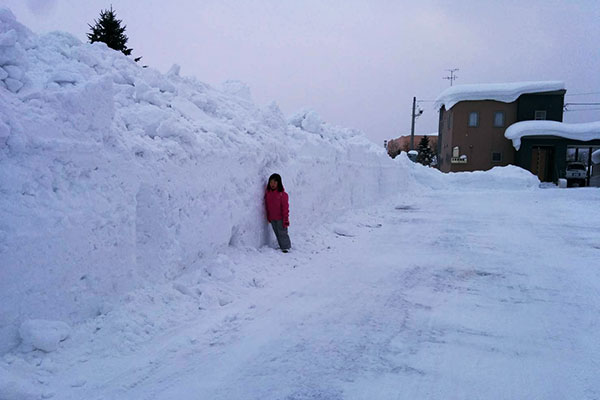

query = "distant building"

[435,81,566,173]
[387,134,438,159]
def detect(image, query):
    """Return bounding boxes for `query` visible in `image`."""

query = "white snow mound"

[19,320,71,352]
[395,153,540,190]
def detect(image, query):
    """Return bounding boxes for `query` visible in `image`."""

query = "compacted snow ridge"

[505,120,600,150]
[2,7,600,400]
[0,7,405,355]
[434,81,565,111]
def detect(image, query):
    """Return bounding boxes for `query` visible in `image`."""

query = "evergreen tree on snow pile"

[416,136,434,166]
[87,6,133,56]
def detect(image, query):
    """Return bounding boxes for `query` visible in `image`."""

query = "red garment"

[265,189,290,227]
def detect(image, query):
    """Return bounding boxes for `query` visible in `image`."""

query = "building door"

[530,146,554,182]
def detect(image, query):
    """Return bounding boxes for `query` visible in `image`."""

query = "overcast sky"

[2,0,599,145]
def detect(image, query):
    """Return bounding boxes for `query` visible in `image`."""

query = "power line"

[564,102,600,106]
[565,91,600,96]
[564,107,600,112]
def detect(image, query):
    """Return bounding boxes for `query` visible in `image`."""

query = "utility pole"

[409,97,423,150]
[410,97,416,150]
[443,68,459,86]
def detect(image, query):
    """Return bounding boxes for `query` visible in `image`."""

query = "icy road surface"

[6,188,600,400]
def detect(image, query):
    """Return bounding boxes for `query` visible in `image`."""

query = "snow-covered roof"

[505,121,600,150]
[434,81,566,111]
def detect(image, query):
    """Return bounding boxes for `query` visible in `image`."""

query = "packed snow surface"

[0,7,404,353]
[505,120,600,150]
[2,166,600,399]
[434,81,565,110]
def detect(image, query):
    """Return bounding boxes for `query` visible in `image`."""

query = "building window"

[494,111,505,127]
[468,112,479,127]
[492,152,502,162]
[452,146,460,158]
[534,110,547,120]
[447,112,452,130]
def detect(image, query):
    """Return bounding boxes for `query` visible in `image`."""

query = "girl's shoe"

[282,249,289,253]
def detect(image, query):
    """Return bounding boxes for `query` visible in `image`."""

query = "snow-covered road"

[6,187,600,400]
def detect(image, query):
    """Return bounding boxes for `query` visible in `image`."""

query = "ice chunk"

[3,64,23,80]
[0,29,18,47]
[302,110,323,134]
[19,319,71,352]
[4,77,22,92]
[167,64,181,77]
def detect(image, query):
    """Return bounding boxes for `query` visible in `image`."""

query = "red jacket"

[265,189,289,227]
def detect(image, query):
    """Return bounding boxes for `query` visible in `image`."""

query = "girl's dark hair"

[267,173,284,192]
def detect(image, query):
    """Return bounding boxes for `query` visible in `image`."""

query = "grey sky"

[2,0,599,146]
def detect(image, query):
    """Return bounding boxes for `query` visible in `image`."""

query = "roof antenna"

[443,68,459,86]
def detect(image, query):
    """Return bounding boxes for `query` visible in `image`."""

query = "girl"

[265,173,291,252]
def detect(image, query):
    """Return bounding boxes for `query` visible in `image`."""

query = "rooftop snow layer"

[505,120,600,150]
[434,81,566,111]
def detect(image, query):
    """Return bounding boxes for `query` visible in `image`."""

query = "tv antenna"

[443,68,459,86]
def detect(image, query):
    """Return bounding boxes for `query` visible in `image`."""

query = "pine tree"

[87,6,132,56]
[416,136,434,166]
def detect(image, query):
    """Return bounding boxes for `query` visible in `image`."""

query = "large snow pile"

[434,81,565,111]
[0,8,406,353]
[505,120,600,150]
[395,153,541,190]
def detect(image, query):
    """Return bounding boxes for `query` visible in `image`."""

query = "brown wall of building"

[439,100,518,172]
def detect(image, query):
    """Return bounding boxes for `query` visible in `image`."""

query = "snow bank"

[434,81,565,111]
[0,8,406,353]
[505,120,600,150]
[396,153,540,190]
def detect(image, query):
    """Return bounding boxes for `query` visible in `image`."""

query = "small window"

[534,110,547,120]
[494,111,505,127]
[492,152,502,162]
[447,112,452,130]
[468,112,479,127]
[452,146,460,158]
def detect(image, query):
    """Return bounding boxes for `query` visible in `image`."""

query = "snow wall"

[0,9,407,352]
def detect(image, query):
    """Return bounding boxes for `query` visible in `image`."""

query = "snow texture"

[18,320,71,352]
[0,7,405,353]
[434,81,565,110]
[505,120,600,150]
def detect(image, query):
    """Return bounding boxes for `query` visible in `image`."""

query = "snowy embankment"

[395,153,540,190]
[0,8,405,353]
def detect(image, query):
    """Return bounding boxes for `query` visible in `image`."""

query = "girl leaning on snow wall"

[265,173,291,252]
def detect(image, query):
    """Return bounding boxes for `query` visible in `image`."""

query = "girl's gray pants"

[270,220,291,250]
